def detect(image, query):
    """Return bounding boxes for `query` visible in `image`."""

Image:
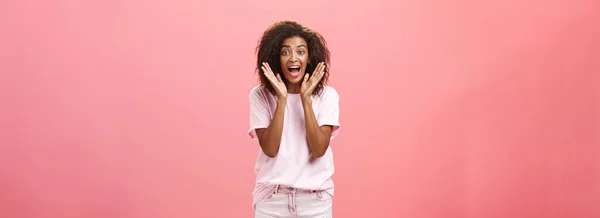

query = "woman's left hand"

[300,62,325,100]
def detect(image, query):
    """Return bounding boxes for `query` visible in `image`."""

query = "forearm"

[302,98,330,158]
[258,98,286,158]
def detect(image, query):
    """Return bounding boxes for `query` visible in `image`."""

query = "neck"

[286,83,301,94]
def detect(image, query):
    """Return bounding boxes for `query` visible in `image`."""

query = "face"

[280,36,309,84]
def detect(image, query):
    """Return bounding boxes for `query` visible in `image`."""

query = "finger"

[312,62,324,81]
[265,63,281,83]
[261,66,272,77]
[262,66,276,83]
[312,62,320,73]
[303,73,309,84]
[316,62,324,74]
[310,63,322,79]
[317,63,326,80]
[263,63,273,73]
[314,62,323,76]
[261,62,270,73]
[318,62,325,77]
[262,62,273,74]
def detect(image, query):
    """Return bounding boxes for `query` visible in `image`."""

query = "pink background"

[1,0,599,217]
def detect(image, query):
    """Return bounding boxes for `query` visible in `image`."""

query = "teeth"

[289,66,300,69]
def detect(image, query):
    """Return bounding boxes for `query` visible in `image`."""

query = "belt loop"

[274,185,279,194]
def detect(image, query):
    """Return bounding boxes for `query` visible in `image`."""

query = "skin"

[255,36,333,158]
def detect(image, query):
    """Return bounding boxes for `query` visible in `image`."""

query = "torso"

[248,85,340,210]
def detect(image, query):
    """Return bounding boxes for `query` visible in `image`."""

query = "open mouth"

[288,66,301,77]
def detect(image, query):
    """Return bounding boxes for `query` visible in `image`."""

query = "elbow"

[310,138,330,159]
[258,139,279,158]
[264,150,278,158]
[261,144,278,158]
[310,145,328,158]
[311,152,325,159]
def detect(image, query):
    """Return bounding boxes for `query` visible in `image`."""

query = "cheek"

[280,57,287,69]
[301,55,309,65]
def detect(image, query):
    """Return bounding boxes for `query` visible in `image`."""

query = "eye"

[281,50,289,56]
[297,50,305,55]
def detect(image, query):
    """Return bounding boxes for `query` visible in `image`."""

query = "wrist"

[301,96,312,105]
[277,96,287,105]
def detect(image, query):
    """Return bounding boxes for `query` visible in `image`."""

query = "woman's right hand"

[261,62,287,99]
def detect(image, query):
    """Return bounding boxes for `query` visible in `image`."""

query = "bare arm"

[255,62,289,158]
[255,98,286,158]
[302,97,333,158]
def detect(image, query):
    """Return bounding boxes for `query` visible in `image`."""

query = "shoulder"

[249,85,274,103]
[320,86,339,99]
[313,86,339,104]
[249,85,269,97]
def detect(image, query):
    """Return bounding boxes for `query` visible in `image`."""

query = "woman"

[248,20,340,218]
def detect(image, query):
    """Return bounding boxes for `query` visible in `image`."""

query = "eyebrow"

[281,45,307,48]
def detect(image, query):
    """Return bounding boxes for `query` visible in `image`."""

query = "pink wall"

[1,0,599,217]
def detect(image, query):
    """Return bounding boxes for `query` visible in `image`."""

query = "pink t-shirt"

[247,85,340,210]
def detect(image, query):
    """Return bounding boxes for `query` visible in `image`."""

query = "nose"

[289,52,298,62]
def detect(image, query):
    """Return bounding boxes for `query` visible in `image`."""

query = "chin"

[284,72,304,84]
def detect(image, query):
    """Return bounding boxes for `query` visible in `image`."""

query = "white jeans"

[254,185,333,218]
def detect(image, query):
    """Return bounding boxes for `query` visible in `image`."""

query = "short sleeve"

[317,87,341,139]
[248,86,272,140]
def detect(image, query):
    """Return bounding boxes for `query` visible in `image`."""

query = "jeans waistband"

[271,185,325,214]
[273,185,322,194]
